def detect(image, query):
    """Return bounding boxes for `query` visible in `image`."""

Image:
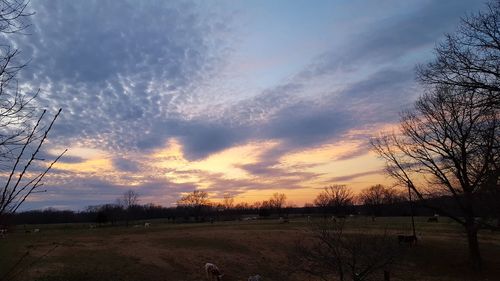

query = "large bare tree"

[314,185,354,216]
[372,86,498,269]
[269,192,287,216]
[177,190,210,207]
[0,0,64,223]
[176,190,211,221]
[417,0,500,108]
[374,2,500,269]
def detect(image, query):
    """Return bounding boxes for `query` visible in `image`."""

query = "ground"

[1,217,499,281]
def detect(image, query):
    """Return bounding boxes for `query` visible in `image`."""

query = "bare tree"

[117,190,139,210]
[269,192,286,216]
[372,86,499,269]
[0,0,64,224]
[416,1,500,226]
[290,219,399,281]
[177,190,211,221]
[222,192,234,210]
[177,190,210,207]
[0,0,33,34]
[314,185,354,217]
[417,0,500,108]
[358,184,402,218]
[116,190,139,226]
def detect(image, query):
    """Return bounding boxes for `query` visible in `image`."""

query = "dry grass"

[0,217,499,281]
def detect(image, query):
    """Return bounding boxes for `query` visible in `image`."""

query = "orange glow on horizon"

[50,131,395,207]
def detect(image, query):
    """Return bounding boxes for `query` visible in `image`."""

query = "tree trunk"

[465,220,482,270]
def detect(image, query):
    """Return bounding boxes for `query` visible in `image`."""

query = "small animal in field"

[205,263,223,281]
[248,274,261,281]
[33,228,40,233]
[397,235,417,245]
[0,228,6,238]
[144,222,151,228]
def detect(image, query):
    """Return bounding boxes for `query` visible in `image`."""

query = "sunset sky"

[10,0,485,210]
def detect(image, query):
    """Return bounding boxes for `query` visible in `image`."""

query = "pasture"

[1,217,499,281]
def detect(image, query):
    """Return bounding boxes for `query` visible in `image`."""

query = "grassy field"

[1,217,499,281]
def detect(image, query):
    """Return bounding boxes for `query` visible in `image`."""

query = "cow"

[205,263,223,281]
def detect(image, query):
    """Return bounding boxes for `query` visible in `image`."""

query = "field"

[1,217,500,281]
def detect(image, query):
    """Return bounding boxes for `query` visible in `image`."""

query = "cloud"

[300,0,484,79]
[9,0,229,155]
[26,170,199,210]
[328,170,382,183]
[178,0,479,161]
[6,0,485,209]
[112,157,141,173]
[10,0,478,163]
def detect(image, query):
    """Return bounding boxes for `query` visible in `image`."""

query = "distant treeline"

[5,195,497,225]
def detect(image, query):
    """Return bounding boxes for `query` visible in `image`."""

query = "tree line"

[6,183,497,226]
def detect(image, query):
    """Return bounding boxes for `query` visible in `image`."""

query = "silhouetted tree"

[117,190,139,209]
[358,184,402,218]
[314,185,354,217]
[176,190,211,221]
[416,0,500,228]
[417,1,500,108]
[374,2,500,270]
[372,86,498,269]
[222,192,234,209]
[116,190,139,226]
[0,0,65,224]
[269,192,287,216]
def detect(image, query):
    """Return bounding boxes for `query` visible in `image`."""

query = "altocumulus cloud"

[4,0,486,209]
[12,0,484,163]
[13,0,230,153]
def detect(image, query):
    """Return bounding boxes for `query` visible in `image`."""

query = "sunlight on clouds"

[53,146,109,160]
[281,140,361,165]
[48,132,391,207]
[54,158,114,173]
[151,138,281,181]
[51,146,113,173]
[191,140,280,178]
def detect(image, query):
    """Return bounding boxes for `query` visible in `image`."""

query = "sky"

[5,0,486,210]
